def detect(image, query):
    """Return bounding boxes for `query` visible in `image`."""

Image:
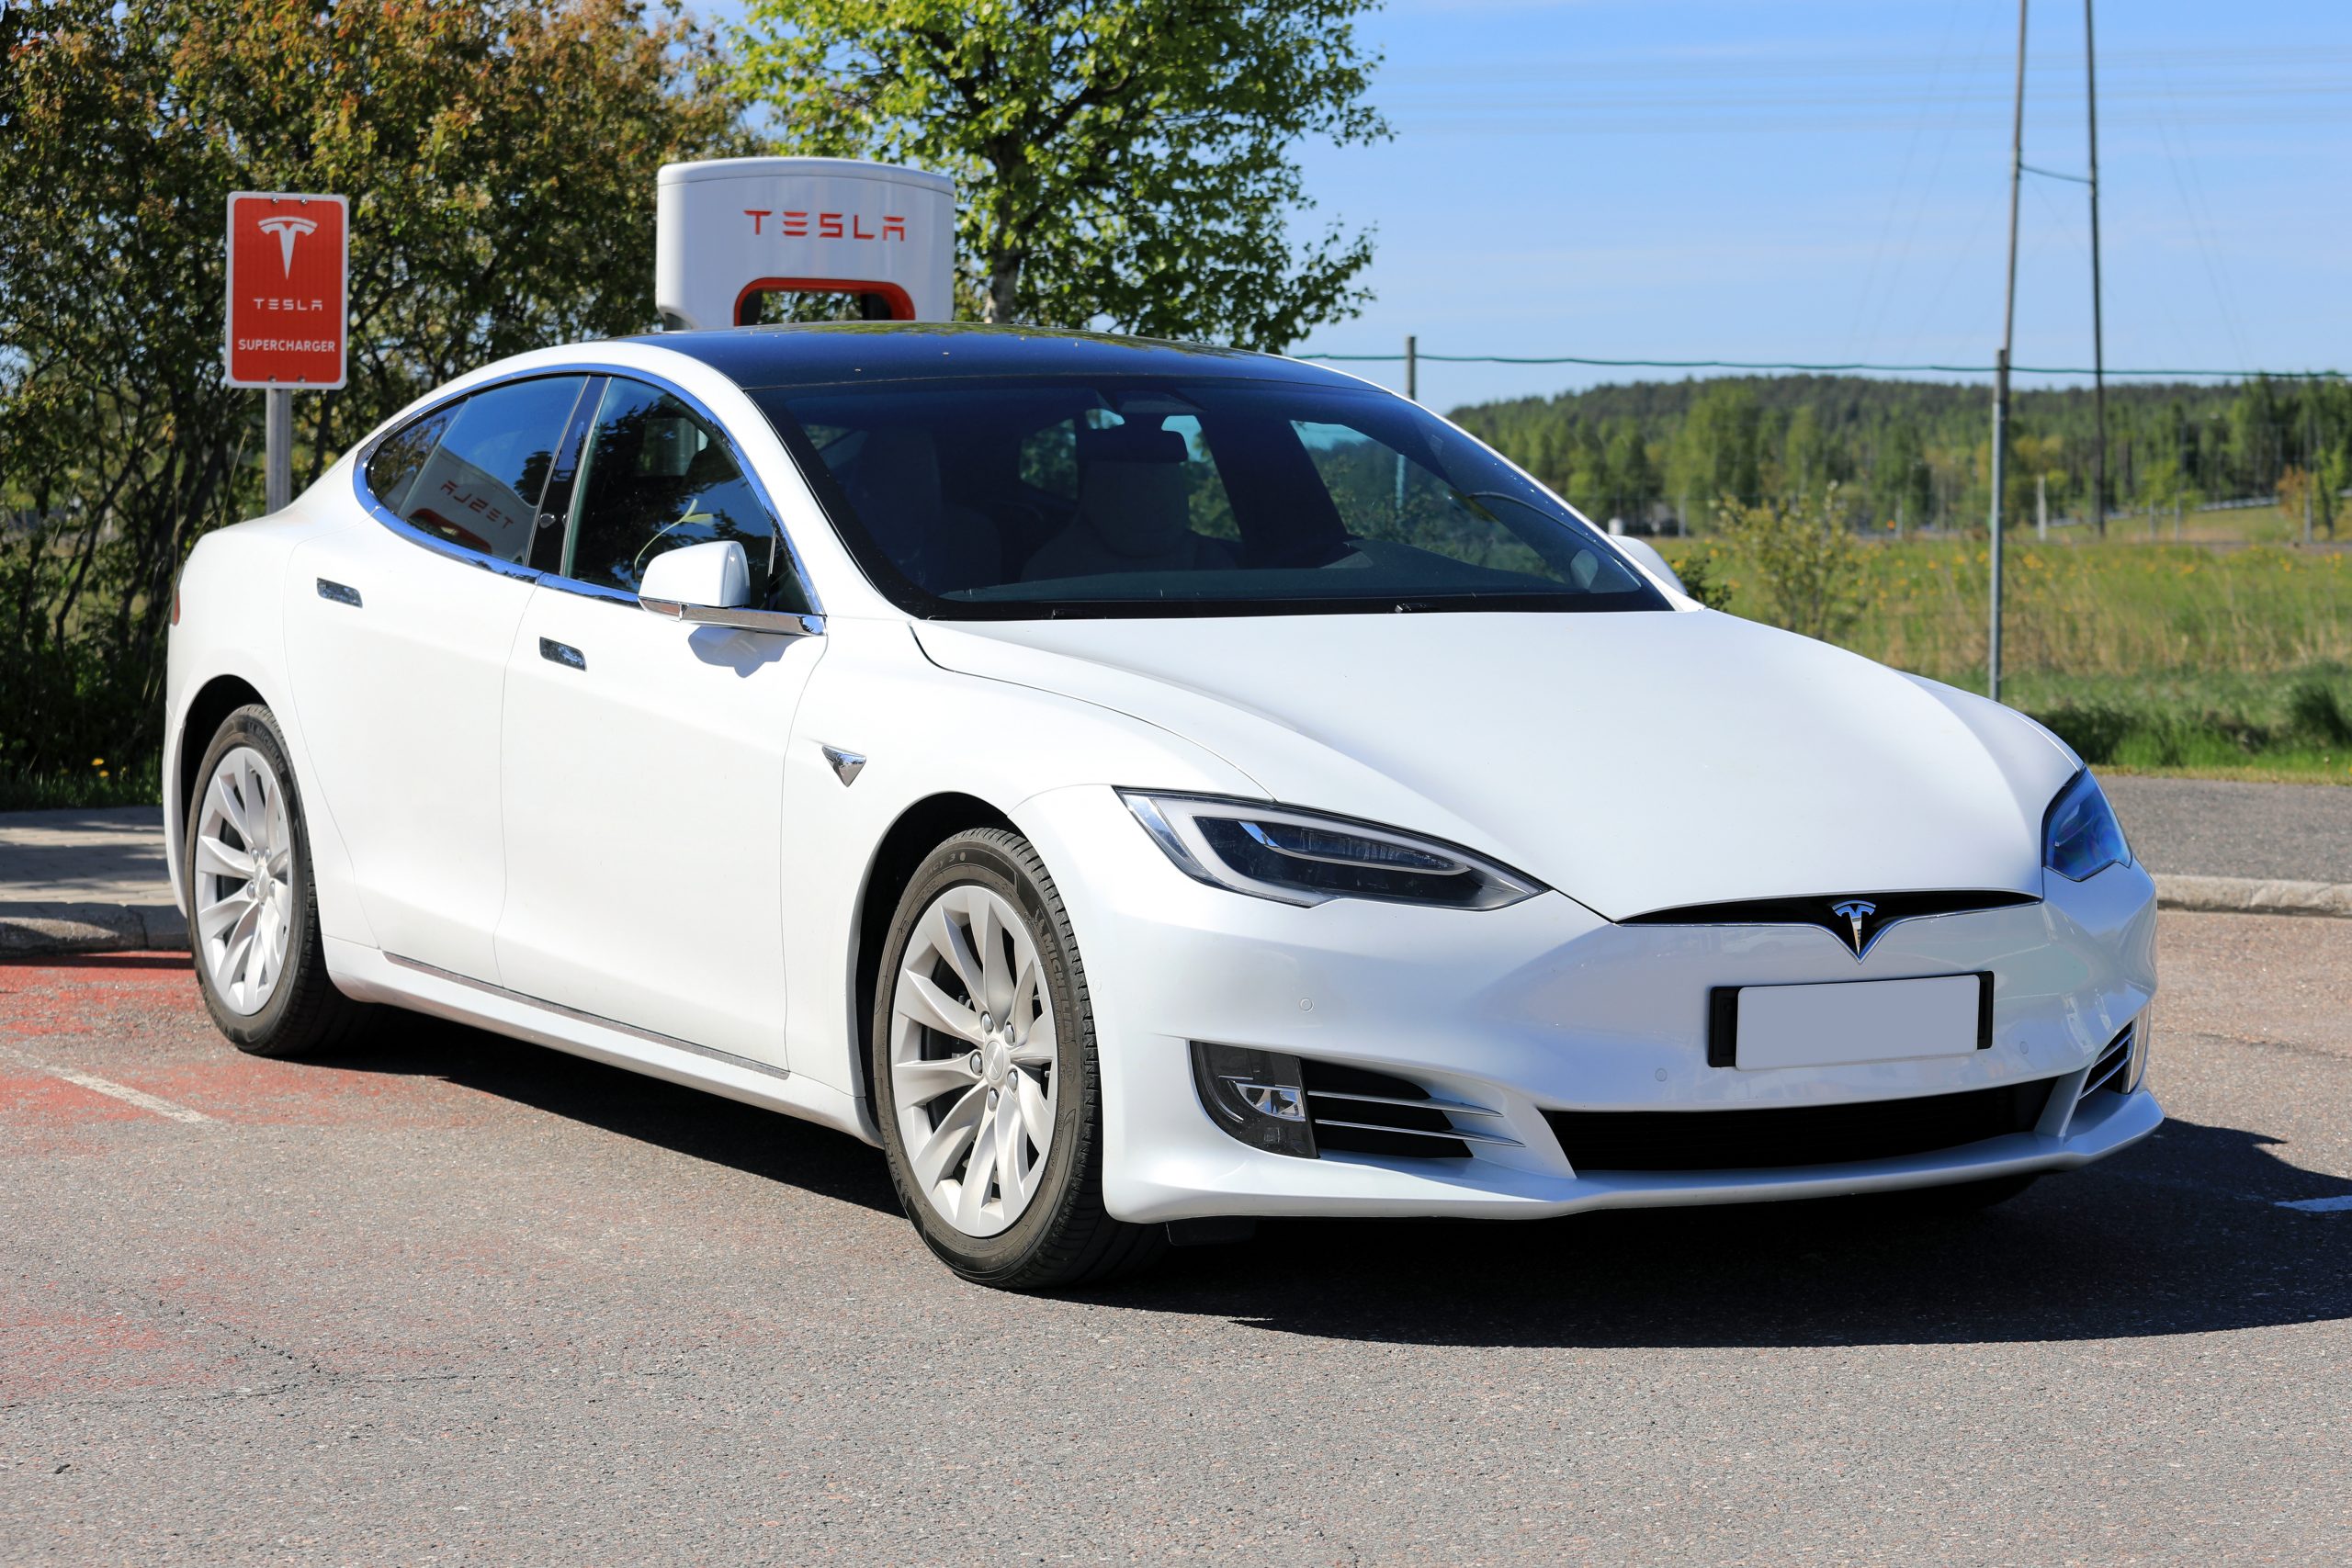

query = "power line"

[1295,352,2346,378]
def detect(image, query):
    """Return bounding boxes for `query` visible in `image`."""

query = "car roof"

[628,322,1366,393]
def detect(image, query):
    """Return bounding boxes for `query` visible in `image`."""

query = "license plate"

[1711,973,1992,1071]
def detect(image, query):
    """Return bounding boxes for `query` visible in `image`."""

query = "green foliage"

[1,0,746,785]
[1453,373,2352,537]
[2024,665,2352,778]
[1707,486,1862,644]
[730,0,1388,349]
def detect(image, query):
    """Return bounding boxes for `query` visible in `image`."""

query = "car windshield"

[748,377,1668,618]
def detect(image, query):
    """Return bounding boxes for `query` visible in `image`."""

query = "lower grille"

[1542,1078,2055,1173]
[1300,1060,1513,1160]
[2077,1024,2134,1103]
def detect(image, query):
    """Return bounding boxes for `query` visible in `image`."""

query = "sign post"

[225,192,348,513]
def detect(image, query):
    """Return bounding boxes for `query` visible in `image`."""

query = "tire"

[184,703,370,1058]
[871,829,1165,1291]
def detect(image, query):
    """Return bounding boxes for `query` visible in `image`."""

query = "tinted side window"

[378,377,589,569]
[363,407,453,516]
[564,379,803,610]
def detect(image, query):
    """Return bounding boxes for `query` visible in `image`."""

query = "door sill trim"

[383,953,789,1080]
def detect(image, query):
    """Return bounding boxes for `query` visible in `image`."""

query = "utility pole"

[2306,393,2318,545]
[2085,0,2109,537]
[1989,0,2028,705]
[1404,334,1418,403]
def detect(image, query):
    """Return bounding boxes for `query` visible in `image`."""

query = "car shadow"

[331,1011,904,1219]
[323,1017,2349,1348]
[1104,1118,2352,1348]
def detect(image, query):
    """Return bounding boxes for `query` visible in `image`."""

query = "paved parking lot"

[3,911,2348,1563]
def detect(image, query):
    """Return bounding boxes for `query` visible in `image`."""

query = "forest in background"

[1449,374,2352,536]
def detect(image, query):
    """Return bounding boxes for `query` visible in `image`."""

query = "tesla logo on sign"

[226,192,348,389]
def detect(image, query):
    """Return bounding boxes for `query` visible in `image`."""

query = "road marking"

[2277,1195,2352,1213]
[0,1047,212,1124]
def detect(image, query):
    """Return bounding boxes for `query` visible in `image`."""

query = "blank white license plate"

[1730,974,1986,1071]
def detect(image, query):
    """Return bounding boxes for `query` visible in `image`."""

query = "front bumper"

[1017,785,2162,1224]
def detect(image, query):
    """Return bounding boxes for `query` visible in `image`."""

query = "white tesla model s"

[165,325,2158,1288]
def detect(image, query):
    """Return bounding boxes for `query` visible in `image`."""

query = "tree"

[730,0,1388,349]
[1711,485,1862,645]
[1,1,745,790]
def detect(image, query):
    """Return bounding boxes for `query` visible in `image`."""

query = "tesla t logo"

[742,209,908,242]
[1830,899,1878,957]
[255,215,318,276]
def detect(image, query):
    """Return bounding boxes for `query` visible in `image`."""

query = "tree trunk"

[983,254,1021,324]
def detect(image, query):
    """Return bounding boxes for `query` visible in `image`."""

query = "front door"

[495,376,824,1066]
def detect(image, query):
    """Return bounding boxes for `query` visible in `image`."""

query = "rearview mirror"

[639,538,749,609]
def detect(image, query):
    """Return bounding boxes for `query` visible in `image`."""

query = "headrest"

[845,427,944,564]
[1077,457,1192,558]
[1077,422,1187,465]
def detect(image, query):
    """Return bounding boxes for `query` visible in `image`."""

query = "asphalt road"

[5,913,2350,1564]
[2103,775,2352,885]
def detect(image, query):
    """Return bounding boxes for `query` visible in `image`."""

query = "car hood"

[912,608,2075,919]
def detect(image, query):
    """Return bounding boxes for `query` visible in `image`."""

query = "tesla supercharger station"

[655,156,956,329]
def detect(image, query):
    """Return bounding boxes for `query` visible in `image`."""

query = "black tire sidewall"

[186,704,324,1051]
[871,831,1096,1280]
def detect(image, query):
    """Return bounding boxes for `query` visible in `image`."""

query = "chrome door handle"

[316,578,363,608]
[538,637,586,671]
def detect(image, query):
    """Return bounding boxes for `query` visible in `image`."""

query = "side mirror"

[638,538,749,609]
[637,536,823,638]
[1608,535,1687,596]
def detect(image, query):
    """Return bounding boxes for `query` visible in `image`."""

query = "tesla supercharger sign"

[655,157,956,330]
[225,191,348,389]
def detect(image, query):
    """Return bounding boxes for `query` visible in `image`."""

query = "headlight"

[2043,769,2131,881]
[1118,791,1543,910]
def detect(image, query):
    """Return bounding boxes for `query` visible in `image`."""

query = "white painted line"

[0,1047,212,1124]
[2277,1195,2352,1213]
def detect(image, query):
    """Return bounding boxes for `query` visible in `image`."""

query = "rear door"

[286,374,592,979]
[494,376,824,1066]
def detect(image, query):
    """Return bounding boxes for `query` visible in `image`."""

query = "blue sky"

[702,1,2350,409]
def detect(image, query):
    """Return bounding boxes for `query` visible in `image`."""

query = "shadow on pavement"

[333,1012,904,1219]
[1109,1119,2352,1348]
[315,1014,2349,1348]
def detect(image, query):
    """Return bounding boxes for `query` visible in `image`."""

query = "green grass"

[0,757,162,812]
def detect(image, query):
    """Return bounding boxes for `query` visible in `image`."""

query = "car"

[164,324,2160,1290]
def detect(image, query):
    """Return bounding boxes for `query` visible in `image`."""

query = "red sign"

[225,192,347,389]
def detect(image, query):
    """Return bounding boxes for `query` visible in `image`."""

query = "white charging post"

[655,157,956,330]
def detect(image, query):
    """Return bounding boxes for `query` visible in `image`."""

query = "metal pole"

[266,388,293,513]
[2085,0,2109,536]
[1990,0,2027,704]
[1991,349,2009,702]
[2037,471,2048,540]
[2306,394,2319,545]
[1404,334,1418,403]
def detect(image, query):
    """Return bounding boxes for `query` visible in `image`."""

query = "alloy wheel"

[192,745,295,1016]
[888,884,1059,1238]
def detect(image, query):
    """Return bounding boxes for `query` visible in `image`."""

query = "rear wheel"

[186,704,369,1057]
[871,829,1163,1290]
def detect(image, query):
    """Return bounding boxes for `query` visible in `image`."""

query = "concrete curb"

[0,905,190,957]
[2153,874,2352,919]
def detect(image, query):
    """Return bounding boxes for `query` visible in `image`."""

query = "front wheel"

[871,829,1163,1290]
[185,703,369,1057]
